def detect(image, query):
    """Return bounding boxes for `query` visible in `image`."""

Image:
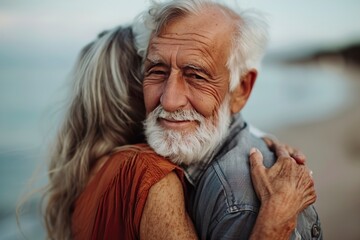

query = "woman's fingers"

[263,137,307,165]
[249,146,318,215]
[249,148,271,201]
[249,148,265,170]
[295,166,317,211]
[289,148,307,165]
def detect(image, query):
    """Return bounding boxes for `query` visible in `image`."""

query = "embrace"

[43,0,322,239]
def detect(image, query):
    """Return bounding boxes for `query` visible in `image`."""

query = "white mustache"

[152,105,204,122]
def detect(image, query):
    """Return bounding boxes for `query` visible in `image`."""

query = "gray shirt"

[183,114,322,240]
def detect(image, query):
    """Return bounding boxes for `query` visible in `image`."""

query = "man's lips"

[158,118,197,130]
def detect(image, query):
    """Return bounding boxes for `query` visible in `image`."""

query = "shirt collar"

[182,113,246,186]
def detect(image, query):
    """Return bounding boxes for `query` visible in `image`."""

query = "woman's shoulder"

[73,144,186,232]
[110,143,177,170]
[111,143,157,158]
[75,144,176,201]
[81,144,183,201]
[110,144,184,189]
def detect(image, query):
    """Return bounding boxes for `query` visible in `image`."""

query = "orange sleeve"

[72,145,185,240]
[131,150,185,237]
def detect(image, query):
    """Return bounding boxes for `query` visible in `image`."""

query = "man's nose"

[160,72,188,112]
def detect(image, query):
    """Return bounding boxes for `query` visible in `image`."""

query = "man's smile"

[158,118,198,131]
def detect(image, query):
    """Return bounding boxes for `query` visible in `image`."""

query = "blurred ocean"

[244,61,353,129]
[0,52,354,238]
[0,63,72,239]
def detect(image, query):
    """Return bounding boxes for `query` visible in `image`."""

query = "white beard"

[144,97,231,165]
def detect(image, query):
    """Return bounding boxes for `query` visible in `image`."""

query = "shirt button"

[311,224,321,238]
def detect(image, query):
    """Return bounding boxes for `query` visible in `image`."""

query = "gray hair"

[133,0,269,91]
[44,26,145,239]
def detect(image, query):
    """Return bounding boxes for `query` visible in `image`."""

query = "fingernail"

[250,148,257,154]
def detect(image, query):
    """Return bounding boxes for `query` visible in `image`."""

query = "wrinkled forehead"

[148,6,237,59]
[149,30,217,53]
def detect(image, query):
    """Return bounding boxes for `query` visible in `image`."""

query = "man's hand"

[248,147,316,239]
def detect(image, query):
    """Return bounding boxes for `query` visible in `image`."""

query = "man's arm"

[140,172,198,240]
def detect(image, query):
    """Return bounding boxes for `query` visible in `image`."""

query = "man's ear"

[229,69,257,114]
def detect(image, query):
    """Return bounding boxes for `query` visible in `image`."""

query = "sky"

[1,0,360,60]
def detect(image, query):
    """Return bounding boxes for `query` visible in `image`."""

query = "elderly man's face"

[143,8,239,164]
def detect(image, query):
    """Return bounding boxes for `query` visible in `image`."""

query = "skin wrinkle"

[148,33,218,60]
[154,32,213,44]
[145,73,225,118]
[152,13,232,67]
[148,39,217,74]
[143,5,252,168]
[144,30,230,117]
[182,65,211,80]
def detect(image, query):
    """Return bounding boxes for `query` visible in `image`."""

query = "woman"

[43,25,315,239]
[44,26,197,240]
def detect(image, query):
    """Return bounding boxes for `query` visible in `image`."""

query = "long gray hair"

[44,26,145,239]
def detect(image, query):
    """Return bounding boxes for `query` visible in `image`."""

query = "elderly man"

[135,0,322,239]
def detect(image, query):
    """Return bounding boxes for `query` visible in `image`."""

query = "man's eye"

[189,74,205,80]
[149,70,166,76]
[154,71,166,75]
[145,69,167,78]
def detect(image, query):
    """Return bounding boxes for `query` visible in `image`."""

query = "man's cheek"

[190,92,223,118]
[143,87,161,114]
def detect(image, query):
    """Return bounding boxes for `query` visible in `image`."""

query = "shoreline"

[273,68,360,240]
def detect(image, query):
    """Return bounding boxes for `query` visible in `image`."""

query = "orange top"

[72,144,184,240]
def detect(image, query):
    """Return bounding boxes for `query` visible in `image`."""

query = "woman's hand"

[263,137,307,165]
[250,147,316,212]
[248,147,316,239]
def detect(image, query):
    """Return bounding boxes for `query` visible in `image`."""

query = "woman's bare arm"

[141,142,315,240]
[140,172,198,240]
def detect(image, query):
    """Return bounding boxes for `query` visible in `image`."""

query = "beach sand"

[274,67,360,240]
